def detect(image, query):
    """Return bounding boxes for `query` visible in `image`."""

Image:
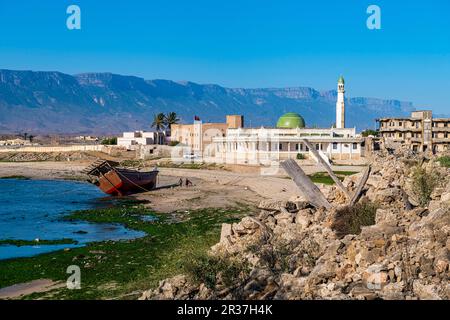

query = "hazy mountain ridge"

[0,69,418,134]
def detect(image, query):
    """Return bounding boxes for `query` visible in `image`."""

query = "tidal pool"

[0,179,145,260]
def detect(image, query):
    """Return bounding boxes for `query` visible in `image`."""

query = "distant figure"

[185,178,193,187]
[178,178,183,187]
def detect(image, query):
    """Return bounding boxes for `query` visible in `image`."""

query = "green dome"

[276,112,306,129]
[338,75,345,84]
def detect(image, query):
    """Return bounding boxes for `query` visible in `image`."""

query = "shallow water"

[0,179,145,260]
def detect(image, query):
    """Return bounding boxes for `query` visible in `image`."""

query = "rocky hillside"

[141,152,450,300]
[0,69,415,134]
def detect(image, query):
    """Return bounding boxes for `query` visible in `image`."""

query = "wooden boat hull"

[97,169,158,196]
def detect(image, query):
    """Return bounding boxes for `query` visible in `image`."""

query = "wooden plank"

[281,159,332,210]
[303,139,352,200]
[349,165,371,206]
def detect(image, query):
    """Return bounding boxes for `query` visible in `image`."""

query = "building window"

[295,143,299,151]
[332,142,338,150]
[279,143,283,151]
[399,122,403,126]
[352,143,358,150]
[315,144,320,150]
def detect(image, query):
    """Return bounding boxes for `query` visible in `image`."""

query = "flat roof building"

[210,77,366,165]
[117,131,165,150]
[377,111,450,153]
[170,115,243,155]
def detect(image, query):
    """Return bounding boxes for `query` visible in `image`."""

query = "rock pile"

[141,153,450,300]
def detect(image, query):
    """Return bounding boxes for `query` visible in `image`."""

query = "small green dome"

[276,112,306,129]
[338,75,345,84]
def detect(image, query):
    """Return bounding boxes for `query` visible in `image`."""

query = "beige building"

[377,111,450,153]
[171,115,243,154]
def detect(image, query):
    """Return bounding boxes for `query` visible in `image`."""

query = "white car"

[183,153,198,159]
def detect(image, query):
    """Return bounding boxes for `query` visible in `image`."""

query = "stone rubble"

[140,152,450,300]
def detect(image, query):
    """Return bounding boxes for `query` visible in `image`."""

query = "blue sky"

[0,0,449,114]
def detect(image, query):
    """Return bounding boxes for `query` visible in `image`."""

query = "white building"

[210,76,365,165]
[74,135,98,142]
[117,131,165,149]
[0,138,33,146]
[336,75,346,129]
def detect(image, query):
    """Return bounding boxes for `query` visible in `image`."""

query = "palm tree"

[151,113,165,131]
[164,112,180,127]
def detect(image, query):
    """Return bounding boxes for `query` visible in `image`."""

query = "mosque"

[210,76,365,164]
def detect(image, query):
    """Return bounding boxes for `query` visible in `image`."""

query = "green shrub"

[0,175,30,180]
[331,200,378,238]
[184,254,218,289]
[437,156,450,168]
[253,243,292,273]
[410,165,439,207]
[361,129,379,137]
[184,253,250,289]
[296,153,305,160]
[247,237,320,275]
[169,140,180,146]
[120,159,143,167]
[101,137,117,145]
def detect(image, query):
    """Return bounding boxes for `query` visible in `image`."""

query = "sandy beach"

[0,160,366,212]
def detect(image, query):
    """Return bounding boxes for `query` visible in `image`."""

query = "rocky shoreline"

[141,152,450,300]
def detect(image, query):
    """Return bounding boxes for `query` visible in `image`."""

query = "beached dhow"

[83,160,158,196]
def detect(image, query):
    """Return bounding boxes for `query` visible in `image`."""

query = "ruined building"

[377,111,450,153]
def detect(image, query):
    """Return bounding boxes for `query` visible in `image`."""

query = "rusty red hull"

[97,168,158,196]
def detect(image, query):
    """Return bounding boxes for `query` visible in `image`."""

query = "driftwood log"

[281,159,332,210]
[349,165,371,206]
[303,139,351,200]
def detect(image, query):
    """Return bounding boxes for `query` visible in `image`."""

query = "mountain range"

[0,69,419,135]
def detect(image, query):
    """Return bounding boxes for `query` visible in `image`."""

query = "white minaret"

[336,76,346,129]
